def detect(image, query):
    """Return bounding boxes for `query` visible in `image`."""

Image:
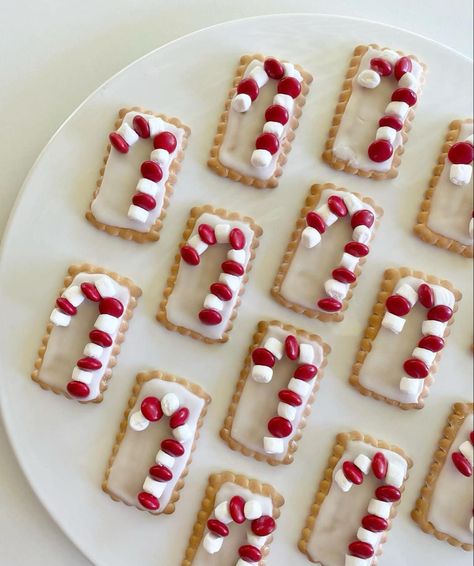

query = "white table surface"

[0,1,472,564]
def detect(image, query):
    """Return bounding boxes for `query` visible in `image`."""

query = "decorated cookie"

[350,267,461,409]
[221,320,330,465]
[323,44,426,179]
[31,264,141,402]
[103,370,210,514]
[86,107,190,242]
[412,403,473,550]
[208,54,313,188]
[414,119,473,258]
[157,205,262,343]
[299,431,412,565]
[182,471,284,565]
[272,183,383,321]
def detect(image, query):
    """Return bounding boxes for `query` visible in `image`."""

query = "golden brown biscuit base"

[414,119,474,258]
[182,471,284,565]
[31,263,142,404]
[208,53,313,189]
[271,183,383,322]
[298,431,412,563]
[102,370,211,515]
[349,267,462,410]
[322,44,426,180]
[86,106,191,243]
[157,204,263,344]
[220,320,331,465]
[411,402,473,550]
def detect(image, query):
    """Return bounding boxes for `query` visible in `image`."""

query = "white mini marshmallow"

[459,441,474,465]
[173,424,192,442]
[215,501,233,524]
[412,347,436,366]
[236,560,255,566]
[62,285,85,307]
[298,343,315,365]
[244,499,262,520]
[215,223,231,244]
[382,312,406,334]
[219,273,241,291]
[83,342,103,359]
[357,526,380,546]
[470,517,474,534]
[247,533,267,548]
[335,468,353,492]
[398,71,418,90]
[263,121,284,138]
[263,436,285,454]
[354,454,372,474]
[249,64,269,87]
[422,320,446,338]
[188,234,208,255]
[340,252,359,271]
[155,450,175,468]
[203,532,224,555]
[161,393,179,416]
[343,193,365,215]
[147,116,164,137]
[385,101,409,120]
[283,62,303,82]
[400,376,424,398]
[324,279,350,301]
[227,249,246,263]
[94,314,120,334]
[251,365,273,384]
[232,93,252,113]
[264,337,284,360]
[466,134,473,145]
[117,123,139,145]
[386,460,406,488]
[317,204,338,226]
[470,218,474,239]
[204,294,224,311]
[288,377,311,396]
[376,126,397,143]
[128,204,149,223]
[136,178,158,197]
[301,226,322,248]
[381,49,400,65]
[143,477,166,499]
[396,283,418,306]
[71,367,93,385]
[150,148,170,166]
[432,286,455,308]
[129,410,149,431]
[50,308,71,327]
[273,93,294,111]
[352,225,371,244]
[357,69,381,89]
[277,402,297,421]
[251,149,272,168]
[95,276,116,298]
[368,498,391,520]
[345,556,371,566]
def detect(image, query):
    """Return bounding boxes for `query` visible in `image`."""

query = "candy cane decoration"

[452,431,474,534]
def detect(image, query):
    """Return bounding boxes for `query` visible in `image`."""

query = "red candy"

[392,87,417,107]
[255,132,279,154]
[237,77,259,101]
[278,389,302,406]
[294,364,317,381]
[306,211,326,233]
[318,297,342,312]
[229,496,246,523]
[342,461,364,485]
[199,308,222,325]
[452,452,473,476]
[170,407,189,429]
[351,209,375,229]
[132,115,150,138]
[229,228,246,250]
[285,335,299,360]
[210,282,233,301]
[77,357,102,371]
[379,115,404,131]
[153,131,177,153]
[470,431,474,444]
[222,260,244,276]
[418,335,444,352]
[141,397,163,422]
[394,56,412,80]
[99,297,124,318]
[368,139,393,162]
[109,132,128,153]
[428,305,453,323]
[81,282,101,302]
[418,283,434,308]
[403,358,429,379]
[198,223,216,245]
[89,329,112,348]
[56,297,77,316]
[239,545,262,562]
[264,57,285,80]
[348,541,374,559]
[207,519,229,537]
[448,141,474,165]
[327,195,348,217]
[372,452,388,479]
[66,380,90,398]
[252,347,276,367]
[140,160,163,182]
[278,76,301,98]
[138,491,159,511]
[362,514,388,532]
[149,464,173,482]
[332,267,356,284]
[133,192,156,211]
[370,57,393,76]
[345,241,369,257]
[180,245,200,266]
[251,515,276,536]
[265,104,289,125]
[268,416,293,438]
[376,485,401,502]
[386,294,411,316]
[161,438,185,457]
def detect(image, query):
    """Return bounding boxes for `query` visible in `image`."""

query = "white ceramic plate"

[0,14,472,566]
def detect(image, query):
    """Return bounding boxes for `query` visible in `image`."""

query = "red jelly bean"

[452,452,473,476]
[392,87,417,107]
[418,283,434,308]
[379,115,404,131]
[278,389,302,406]
[222,260,244,276]
[149,464,173,482]
[230,228,246,250]
[210,282,233,301]
[89,329,113,348]
[56,297,77,316]
[132,115,150,138]
[237,77,259,101]
[306,211,326,233]
[403,358,429,379]
[251,515,276,536]
[342,461,363,485]
[207,519,229,537]
[133,192,156,211]
[268,416,293,438]
[362,514,388,532]
[265,104,289,125]
[428,305,453,323]
[370,57,393,76]
[470,431,474,444]
[153,131,177,153]
[372,452,388,479]
[328,195,348,217]
[161,438,185,457]
[170,407,189,429]
[109,132,128,153]
[368,139,393,162]
[285,335,299,360]
[199,308,222,325]
[448,141,474,165]
[345,241,369,257]
[386,294,411,316]
[180,245,200,266]
[264,57,285,80]
[351,209,375,229]
[376,485,401,502]
[138,491,159,511]
[278,76,301,98]
[198,223,216,245]
[99,297,124,318]
[140,160,163,182]
[229,496,246,523]
[66,380,90,398]
[294,364,317,381]
[255,132,280,154]
[81,282,101,302]
[252,347,276,367]
[332,267,356,284]
[348,540,374,559]
[418,335,444,352]
[394,56,412,80]
[318,297,342,312]
[141,396,163,422]
[77,357,102,371]
[239,545,262,563]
